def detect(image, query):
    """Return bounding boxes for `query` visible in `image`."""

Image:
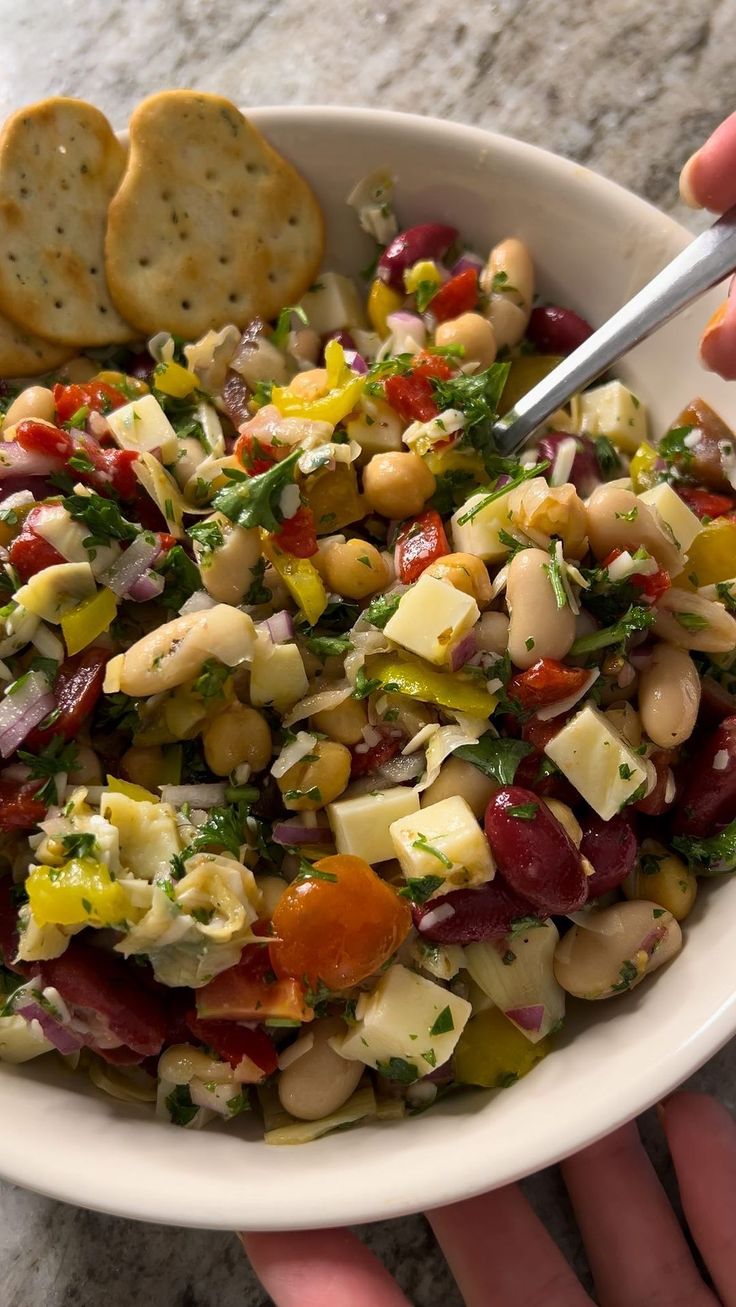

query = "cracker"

[104,91,324,338]
[0,97,134,347]
[0,311,71,377]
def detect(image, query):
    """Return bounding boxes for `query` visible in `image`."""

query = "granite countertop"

[2,1,735,1303]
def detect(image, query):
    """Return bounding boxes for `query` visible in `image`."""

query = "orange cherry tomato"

[269,854,412,990]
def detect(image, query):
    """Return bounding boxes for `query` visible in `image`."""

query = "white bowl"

[1,107,735,1231]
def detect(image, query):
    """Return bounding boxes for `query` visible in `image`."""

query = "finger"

[239,1228,412,1307]
[429,1183,593,1307]
[561,1119,717,1307]
[663,1091,736,1307]
[680,110,736,211]
[700,275,736,379]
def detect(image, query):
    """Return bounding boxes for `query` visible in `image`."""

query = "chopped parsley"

[433,361,511,434]
[59,832,98,859]
[294,862,338,883]
[610,959,639,993]
[593,436,620,480]
[63,492,138,546]
[615,506,638,522]
[659,424,695,469]
[158,545,201,611]
[673,817,736,876]
[456,462,548,525]
[673,611,709,632]
[454,737,532,786]
[193,658,230,701]
[271,304,309,350]
[398,875,445,904]
[375,1056,419,1084]
[569,604,655,656]
[508,915,546,940]
[411,834,453,868]
[172,801,253,870]
[302,632,352,658]
[243,557,272,606]
[188,519,225,557]
[429,466,479,515]
[429,1006,454,1036]
[414,280,439,313]
[353,668,384,700]
[507,803,538,820]
[619,763,634,780]
[166,1084,198,1127]
[542,541,567,609]
[17,738,79,805]
[283,786,322,803]
[365,591,402,630]
[213,447,302,532]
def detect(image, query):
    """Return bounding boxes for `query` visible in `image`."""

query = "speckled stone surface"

[1,2,735,1302]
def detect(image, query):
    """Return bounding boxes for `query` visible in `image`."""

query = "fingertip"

[700,300,736,380]
[679,152,703,208]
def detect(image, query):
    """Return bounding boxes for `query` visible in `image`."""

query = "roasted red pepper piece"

[384,372,438,423]
[40,940,167,1058]
[677,487,736,519]
[24,647,109,750]
[508,659,590,710]
[235,432,279,476]
[272,505,318,558]
[53,380,128,422]
[8,529,65,581]
[15,419,73,460]
[186,1013,278,1076]
[395,509,450,583]
[631,567,671,602]
[350,733,403,778]
[196,943,312,1024]
[427,268,479,324]
[0,780,47,833]
[410,352,455,381]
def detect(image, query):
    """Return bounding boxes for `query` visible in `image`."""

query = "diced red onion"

[344,349,368,375]
[325,330,356,352]
[102,535,160,597]
[0,442,65,481]
[378,752,425,784]
[449,631,477,672]
[265,610,295,644]
[504,1004,545,1033]
[15,999,85,1056]
[272,821,331,846]
[0,670,55,759]
[418,903,456,933]
[451,252,484,277]
[87,412,112,440]
[0,693,55,758]
[160,783,227,808]
[179,590,217,616]
[128,570,165,603]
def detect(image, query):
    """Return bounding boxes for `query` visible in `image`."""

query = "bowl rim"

[1,104,728,1233]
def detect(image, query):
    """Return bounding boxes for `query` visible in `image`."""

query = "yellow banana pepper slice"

[271,341,365,426]
[367,280,404,337]
[454,1007,553,1088]
[27,857,130,928]
[61,587,117,656]
[262,537,328,626]
[403,259,442,295]
[106,775,159,803]
[153,360,199,398]
[366,654,497,718]
[629,442,660,493]
[685,517,736,586]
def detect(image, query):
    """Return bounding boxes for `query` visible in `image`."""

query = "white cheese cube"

[638,482,701,555]
[384,572,479,666]
[16,562,95,623]
[389,795,495,890]
[331,963,471,1075]
[346,397,403,457]
[579,380,648,453]
[450,486,518,562]
[100,793,180,882]
[327,786,420,863]
[297,272,367,335]
[544,704,653,820]
[106,394,178,463]
[249,641,308,711]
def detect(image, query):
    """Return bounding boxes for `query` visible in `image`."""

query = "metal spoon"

[492,204,736,457]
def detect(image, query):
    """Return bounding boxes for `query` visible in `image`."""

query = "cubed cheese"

[544,704,653,820]
[16,562,95,623]
[579,380,648,453]
[327,786,420,863]
[450,486,519,562]
[331,963,471,1075]
[384,572,479,666]
[638,482,701,555]
[106,394,178,463]
[100,792,180,882]
[250,641,308,710]
[346,397,402,456]
[389,795,495,890]
[297,272,367,335]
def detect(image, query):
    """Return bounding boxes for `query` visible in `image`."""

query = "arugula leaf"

[302,632,352,658]
[569,605,655,656]
[63,492,138,546]
[158,546,201,611]
[365,592,401,630]
[17,738,79,804]
[375,1056,419,1084]
[673,818,736,876]
[213,447,301,533]
[455,737,533,785]
[397,875,445,904]
[166,1084,198,1127]
[433,362,511,433]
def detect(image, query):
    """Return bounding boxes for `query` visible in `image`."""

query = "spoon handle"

[493,204,736,457]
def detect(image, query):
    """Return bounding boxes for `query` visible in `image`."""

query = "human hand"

[240,1091,736,1305]
[680,111,736,379]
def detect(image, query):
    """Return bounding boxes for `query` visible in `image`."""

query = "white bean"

[481,238,534,348]
[119,606,257,696]
[506,547,576,669]
[653,589,736,654]
[638,643,700,747]
[475,610,510,654]
[3,385,56,428]
[544,799,582,846]
[586,485,682,574]
[278,1017,363,1121]
[554,900,682,1000]
[193,512,262,605]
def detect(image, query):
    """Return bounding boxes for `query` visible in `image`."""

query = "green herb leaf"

[375,1056,419,1084]
[610,959,639,993]
[507,803,538,820]
[283,786,323,803]
[364,592,402,630]
[542,542,567,609]
[397,875,445,904]
[158,545,201,611]
[59,832,98,859]
[673,817,736,876]
[593,436,620,480]
[17,738,79,805]
[429,1006,454,1036]
[193,658,230,701]
[411,833,453,868]
[429,466,479,515]
[455,737,533,786]
[188,519,225,557]
[271,304,309,350]
[303,632,352,658]
[433,362,511,435]
[353,667,384,700]
[674,611,709,632]
[213,447,301,533]
[166,1084,198,1127]
[63,492,138,546]
[508,915,546,940]
[569,604,655,656]
[176,802,253,865]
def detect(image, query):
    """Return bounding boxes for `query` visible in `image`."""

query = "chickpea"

[654,588,736,654]
[3,385,55,429]
[279,1018,363,1121]
[585,484,682,575]
[362,452,436,519]
[638,643,700,748]
[506,548,576,670]
[425,552,492,608]
[256,874,288,918]
[623,838,697,922]
[286,367,329,401]
[554,900,682,1000]
[193,511,262,605]
[59,356,98,384]
[203,704,272,776]
[121,745,167,792]
[508,479,588,559]
[321,539,390,600]
[174,437,207,490]
[475,610,510,655]
[422,756,496,819]
[435,313,496,370]
[277,739,351,810]
[311,696,368,746]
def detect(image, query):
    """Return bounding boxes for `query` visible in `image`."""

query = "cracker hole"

[56,225,64,236]
[267,272,276,284]
[288,216,298,226]
[179,231,188,241]
[19,187,28,198]
[7,254,15,263]
[181,299,191,310]
[138,257,150,268]
[228,293,239,303]
[54,300,63,309]
[89,266,98,276]
[161,190,171,202]
[231,207,240,218]
[246,163,256,174]
[205,169,217,181]
[98,305,108,314]
[218,255,229,266]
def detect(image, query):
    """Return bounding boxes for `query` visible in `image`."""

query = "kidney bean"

[527,305,593,355]
[580,811,638,898]
[377,223,458,290]
[537,431,603,496]
[412,880,539,944]
[485,786,589,913]
[700,675,736,726]
[674,717,736,836]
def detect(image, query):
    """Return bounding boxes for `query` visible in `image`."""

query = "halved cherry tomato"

[196,944,313,1023]
[40,940,167,1057]
[15,419,73,460]
[677,487,736,519]
[410,352,455,381]
[508,659,590,710]
[0,780,47,832]
[384,372,438,423]
[272,505,318,558]
[8,529,64,581]
[24,647,109,750]
[270,854,412,989]
[235,432,279,476]
[53,380,128,422]
[350,733,403,778]
[186,1013,278,1076]
[428,268,479,323]
[395,508,450,583]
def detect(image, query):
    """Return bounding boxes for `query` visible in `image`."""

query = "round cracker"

[0,97,135,347]
[0,310,72,378]
[104,91,324,338]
